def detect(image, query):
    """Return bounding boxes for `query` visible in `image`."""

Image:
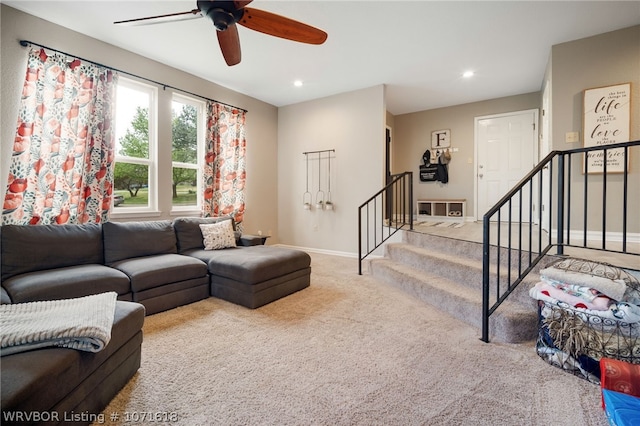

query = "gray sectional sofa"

[1,216,311,425]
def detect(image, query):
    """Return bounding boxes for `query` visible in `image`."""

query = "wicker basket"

[536,300,640,384]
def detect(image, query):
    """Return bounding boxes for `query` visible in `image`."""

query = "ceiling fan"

[114,0,328,66]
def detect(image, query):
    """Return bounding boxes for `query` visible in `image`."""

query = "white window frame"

[112,77,159,217]
[170,93,205,214]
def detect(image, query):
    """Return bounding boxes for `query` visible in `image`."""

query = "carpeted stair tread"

[385,242,540,307]
[404,231,484,261]
[387,242,484,273]
[369,258,537,343]
[387,242,502,283]
[403,230,548,270]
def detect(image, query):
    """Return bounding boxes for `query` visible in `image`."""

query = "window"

[113,78,157,211]
[171,94,204,211]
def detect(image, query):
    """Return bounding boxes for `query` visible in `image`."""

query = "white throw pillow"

[200,220,236,250]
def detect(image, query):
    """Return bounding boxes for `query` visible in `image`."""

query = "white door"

[475,110,537,222]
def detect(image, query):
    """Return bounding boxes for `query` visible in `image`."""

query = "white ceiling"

[4,1,640,115]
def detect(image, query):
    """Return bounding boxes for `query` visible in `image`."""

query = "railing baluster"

[508,199,512,288]
[518,188,523,276]
[497,210,501,298]
[358,208,363,275]
[538,170,543,255]
[583,153,588,247]
[623,146,628,252]
[557,154,565,255]
[482,213,491,343]
[528,178,533,265]
[366,204,370,253]
[567,153,572,246]
[602,148,607,250]
[548,160,553,247]
[409,175,414,230]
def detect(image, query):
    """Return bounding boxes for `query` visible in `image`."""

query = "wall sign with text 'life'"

[583,82,631,174]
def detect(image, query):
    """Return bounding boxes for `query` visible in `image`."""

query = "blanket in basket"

[0,292,117,356]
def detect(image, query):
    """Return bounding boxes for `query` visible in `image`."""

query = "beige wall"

[551,25,639,150]
[550,25,640,233]
[392,93,541,218]
[278,85,386,254]
[0,5,279,239]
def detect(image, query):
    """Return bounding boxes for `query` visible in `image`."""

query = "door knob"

[479,174,484,178]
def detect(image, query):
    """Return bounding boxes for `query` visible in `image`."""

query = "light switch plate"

[565,131,579,143]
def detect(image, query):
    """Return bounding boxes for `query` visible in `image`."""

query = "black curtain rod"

[19,40,248,113]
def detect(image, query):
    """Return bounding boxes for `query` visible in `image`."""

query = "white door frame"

[540,81,551,232]
[386,125,393,176]
[474,109,539,221]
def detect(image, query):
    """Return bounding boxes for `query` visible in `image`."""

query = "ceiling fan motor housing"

[115,1,327,66]
[197,0,244,31]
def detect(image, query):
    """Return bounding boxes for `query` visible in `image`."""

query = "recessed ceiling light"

[294,80,303,87]
[462,71,475,78]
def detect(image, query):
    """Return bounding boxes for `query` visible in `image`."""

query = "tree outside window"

[114,106,149,200]
[113,79,155,209]
[172,96,203,210]
[112,81,202,213]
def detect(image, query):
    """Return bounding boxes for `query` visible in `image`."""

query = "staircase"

[368,230,555,343]
[361,140,638,343]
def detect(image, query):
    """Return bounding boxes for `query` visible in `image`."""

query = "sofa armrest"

[1,286,11,304]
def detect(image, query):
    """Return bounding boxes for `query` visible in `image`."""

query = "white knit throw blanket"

[0,292,117,356]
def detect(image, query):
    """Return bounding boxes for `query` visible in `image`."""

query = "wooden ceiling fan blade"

[239,7,327,45]
[114,9,202,26]
[217,25,242,66]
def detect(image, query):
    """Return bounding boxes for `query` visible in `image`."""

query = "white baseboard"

[275,244,359,259]
[277,228,404,259]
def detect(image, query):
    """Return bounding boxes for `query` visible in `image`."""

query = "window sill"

[110,210,162,220]
[170,208,201,217]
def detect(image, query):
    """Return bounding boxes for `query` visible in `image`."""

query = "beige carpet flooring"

[99,252,608,426]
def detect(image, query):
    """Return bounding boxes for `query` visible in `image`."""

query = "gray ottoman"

[190,245,311,308]
[173,216,312,308]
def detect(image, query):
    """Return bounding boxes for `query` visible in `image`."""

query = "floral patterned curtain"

[2,48,118,225]
[202,102,246,227]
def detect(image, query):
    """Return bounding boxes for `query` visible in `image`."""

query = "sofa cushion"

[189,245,311,285]
[1,223,103,281]
[173,216,237,253]
[110,254,207,292]
[2,264,132,303]
[103,221,177,265]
